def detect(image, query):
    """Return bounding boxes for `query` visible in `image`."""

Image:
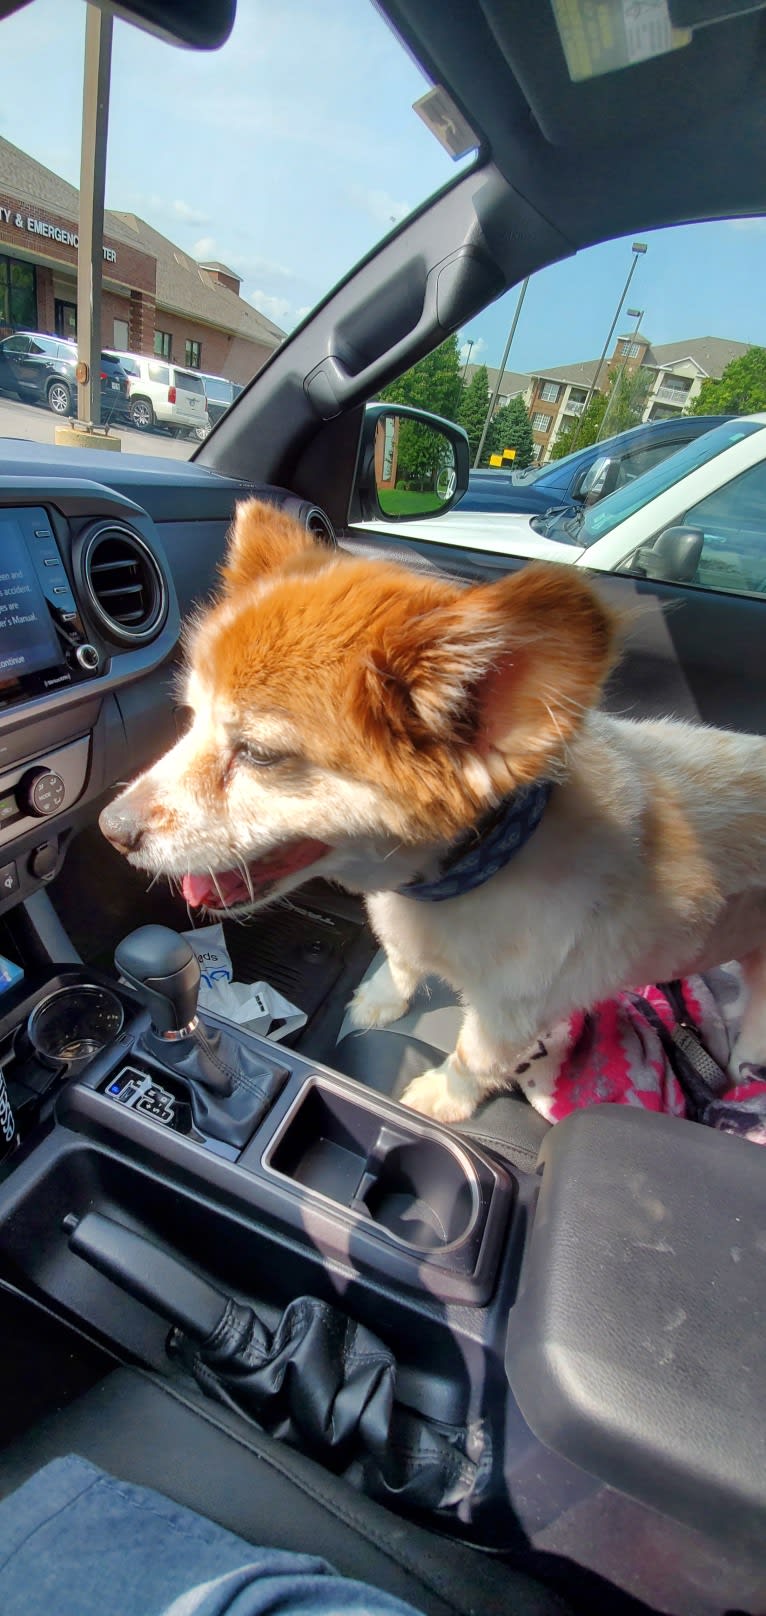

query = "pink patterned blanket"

[509,962,766,1146]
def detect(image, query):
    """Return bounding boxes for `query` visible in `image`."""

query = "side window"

[683,460,766,596]
[614,441,683,488]
[148,361,170,385]
[2,335,30,353]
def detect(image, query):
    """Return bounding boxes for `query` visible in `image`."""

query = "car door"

[16,334,60,400]
[0,333,32,394]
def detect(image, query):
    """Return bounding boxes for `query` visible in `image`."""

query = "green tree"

[379,334,462,421]
[597,363,651,439]
[550,391,607,459]
[484,396,534,468]
[457,365,491,460]
[691,346,766,415]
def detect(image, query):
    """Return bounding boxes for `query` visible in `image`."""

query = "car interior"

[0,1,764,1613]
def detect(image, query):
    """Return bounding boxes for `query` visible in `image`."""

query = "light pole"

[474,275,530,469]
[460,338,475,385]
[569,242,647,453]
[596,305,645,442]
[76,3,113,432]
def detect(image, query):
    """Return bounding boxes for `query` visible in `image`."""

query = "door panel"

[342,528,766,735]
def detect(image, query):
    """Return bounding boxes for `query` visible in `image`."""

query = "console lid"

[505,1106,765,1555]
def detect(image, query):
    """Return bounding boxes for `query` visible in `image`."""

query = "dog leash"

[632,981,728,1122]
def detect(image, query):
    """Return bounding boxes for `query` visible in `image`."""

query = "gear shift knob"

[115,925,200,1037]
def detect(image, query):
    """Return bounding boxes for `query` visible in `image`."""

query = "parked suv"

[194,372,243,438]
[105,351,210,436]
[0,331,130,422]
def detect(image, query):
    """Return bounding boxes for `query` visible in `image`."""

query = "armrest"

[505,1106,765,1556]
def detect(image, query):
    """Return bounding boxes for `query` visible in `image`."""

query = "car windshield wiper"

[529,505,584,544]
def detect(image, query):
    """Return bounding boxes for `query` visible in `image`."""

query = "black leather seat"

[0,1365,570,1616]
[335,954,551,1173]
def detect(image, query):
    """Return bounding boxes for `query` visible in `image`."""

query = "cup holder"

[361,1138,475,1249]
[266,1078,481,1254]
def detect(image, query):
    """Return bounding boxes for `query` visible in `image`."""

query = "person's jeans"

[0,1455,423,1615]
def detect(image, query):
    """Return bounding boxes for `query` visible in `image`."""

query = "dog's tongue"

[182,839,329,909]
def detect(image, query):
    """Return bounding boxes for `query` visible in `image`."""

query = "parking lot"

[0,392,193,459]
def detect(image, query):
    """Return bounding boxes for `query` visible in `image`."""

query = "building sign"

[0,204,116,263]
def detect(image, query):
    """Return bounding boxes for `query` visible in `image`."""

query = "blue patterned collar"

[398,780,552,903]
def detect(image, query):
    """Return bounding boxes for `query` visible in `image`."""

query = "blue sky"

[1,0,764,377]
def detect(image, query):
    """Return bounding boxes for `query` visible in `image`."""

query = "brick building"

[0,137,283,384]
[467,333,751,463]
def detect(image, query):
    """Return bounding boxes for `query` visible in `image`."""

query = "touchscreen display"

[0,517,61,680]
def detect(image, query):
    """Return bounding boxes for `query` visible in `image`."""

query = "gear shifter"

[115,925,202,1041]
[114,925,288,1146]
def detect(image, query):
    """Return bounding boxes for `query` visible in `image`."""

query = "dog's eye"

[235,741,286,770]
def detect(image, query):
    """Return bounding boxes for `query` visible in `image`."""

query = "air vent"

[304,507,335,547]
[82,524,166,644]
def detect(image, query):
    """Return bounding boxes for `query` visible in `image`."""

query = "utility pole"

[568,242,647,454]
[76,4,113,429]
[596,305,644,442]
[474,276,529,469]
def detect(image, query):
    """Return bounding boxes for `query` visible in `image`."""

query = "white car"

[105,351,210,437]
[355,416,766,596]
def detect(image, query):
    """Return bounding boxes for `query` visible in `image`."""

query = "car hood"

[352,510,584,562]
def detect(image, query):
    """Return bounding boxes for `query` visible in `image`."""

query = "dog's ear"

[361,563,618,792]
[220,498,320,594]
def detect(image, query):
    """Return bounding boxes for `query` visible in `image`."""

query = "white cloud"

[249,289,292,326]
[192,236,218,261]
[347,185,411,229]
[295,305,313,323]
[172,199,210,226]
[727,217,766,233]
[460,336,487,365]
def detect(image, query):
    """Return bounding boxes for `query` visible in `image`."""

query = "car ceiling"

[376,0,766,244]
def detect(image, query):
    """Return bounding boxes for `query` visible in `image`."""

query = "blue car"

[459,415,731,518]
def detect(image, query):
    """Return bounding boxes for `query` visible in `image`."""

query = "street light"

[460,338,475,385]
[473,276,530,468]
[596,305,647,442]
[569,241,647,452]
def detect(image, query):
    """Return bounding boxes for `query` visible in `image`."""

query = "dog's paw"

[400,1063,480,1124]
[347,976,411,1032]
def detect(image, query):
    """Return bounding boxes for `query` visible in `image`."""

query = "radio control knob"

[19,769,66,818]
[75,644,100,672]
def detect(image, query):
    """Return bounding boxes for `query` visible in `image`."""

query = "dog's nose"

[99,804,145,855]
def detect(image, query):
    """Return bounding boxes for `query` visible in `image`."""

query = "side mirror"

[351,404,469,523]
[631,525,705,584]
[574,455,618,506]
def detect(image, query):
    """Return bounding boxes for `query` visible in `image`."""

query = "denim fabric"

[0,1455,423,1615]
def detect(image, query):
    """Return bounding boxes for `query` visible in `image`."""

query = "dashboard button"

[0,861,19,899]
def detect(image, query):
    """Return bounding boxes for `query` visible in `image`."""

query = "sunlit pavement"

[0,392,194,460]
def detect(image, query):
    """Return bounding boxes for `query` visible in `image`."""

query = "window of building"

[0,256,36,331]
[621,341,641,358]
[154,330,172,359]
[531,411,551,431]
[539,380,560,403]
[113,318,129,350]
[185,339,201,369]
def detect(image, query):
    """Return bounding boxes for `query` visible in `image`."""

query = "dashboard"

[0,441,336,918]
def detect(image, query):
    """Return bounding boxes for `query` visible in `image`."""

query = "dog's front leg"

[400,1004,534,1124]
[347,947,422,1031]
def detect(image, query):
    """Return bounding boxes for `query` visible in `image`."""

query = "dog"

[100,498,766,1123]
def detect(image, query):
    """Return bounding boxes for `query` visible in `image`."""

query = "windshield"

[0,0,467,459]
[579,418,766,545]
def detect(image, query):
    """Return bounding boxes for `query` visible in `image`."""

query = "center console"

[0,925,763,1595]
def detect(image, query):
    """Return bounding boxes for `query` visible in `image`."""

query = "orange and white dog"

[100,499,766,1122]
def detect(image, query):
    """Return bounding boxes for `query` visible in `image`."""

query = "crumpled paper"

[182,923,306,1043]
